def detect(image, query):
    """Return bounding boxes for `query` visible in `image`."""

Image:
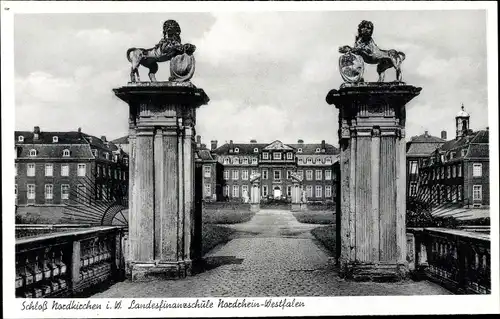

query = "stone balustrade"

[15,226,125,298]
[407,227,490,294]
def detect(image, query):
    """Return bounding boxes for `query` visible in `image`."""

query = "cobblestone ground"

[93,209,451,297]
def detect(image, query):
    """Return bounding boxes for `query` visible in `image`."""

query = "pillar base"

[339,261,408,282]
[250,203,260,212]
[291,203,307,211]
[129,260,194,282]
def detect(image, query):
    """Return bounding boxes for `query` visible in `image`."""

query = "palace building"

[416,105,490,214]
[15,127,129,219]
[199,138,339,202]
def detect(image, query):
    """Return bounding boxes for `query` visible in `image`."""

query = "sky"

[14,10,488,146]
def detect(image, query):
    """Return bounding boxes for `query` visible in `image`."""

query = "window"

[78,164,86,177]
[410,182,418,197]
[232,170,239,180]
[77,185,86,199]
[242,158,249,165]
[223,185,229,196]
[204,184,211,197]
[45,184,53,200]
[97,165,101,177]
[461,149,467,157]
[410,161,418,174]
[52,136,58,143]
[29,149,37,157]
[440,167,444,179]
[316,170,322,180]
[61,164,69,177]
[92,149,98,157]
[104,153,109,160]
[452,165,456,178]
[262,185,268,197]
[325,157,332,164]
[307,158,312,164]
[273,152,282,160]
[297,170,304,180]
[274,170,281,180]
[315,186,322,198]
[232,185,239,198]
[62,149,70,157]
[27,164,35,176]
[447,166,451,179]
[262,152,269,160]
[298,158,303,164]
[325,170,332,180]
[450,152,455,159]
[306,170,313,181]
[61,185,70,200]
[287,185,292,197]
[45,164,53,177]
[242,170,249,180]
[18,136,24,142]
[27,184,35,200]
[251,169,258,177]
[233,157,239,165]
[287,152,293,160]
[447,186,452,201]
[253,148,258,153]
[473,163,482,177]
[251,157,258,164]
[473,185,482,201]
[223,157,230,165]
[241,185,249,196]
[287,170,292,179]
[325,186,332,198]
[458,185,463,201]
[458,164,462,177]
[306,185,313,197]
[297,148,303,153]
[234,147,240,153]
[204,165,211,178]
[224,170,229,180]
[262,169,268,180]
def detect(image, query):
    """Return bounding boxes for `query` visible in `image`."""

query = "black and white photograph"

[2,1,499,317]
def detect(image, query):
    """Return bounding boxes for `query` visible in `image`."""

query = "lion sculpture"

[127,20,196,82]
[339,20,405,83]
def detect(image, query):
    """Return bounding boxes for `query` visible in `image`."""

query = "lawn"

[311,225,337,255]
[201,224,236,256]
[292,210,335,224]
[202,206,255,224]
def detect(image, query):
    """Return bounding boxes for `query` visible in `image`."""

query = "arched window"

[307,158,312,164]
[29,149,37,157]
[62,149,70,157]
[315,148,321,153]
[326,157,332,164]
[52,136,59,143]
[233,157,239,165]
[253,148,258,153]
[223,157,230,165]
[297,148,303,153]
[18,136,24,142]
[242,157,249,165]
[234,147,240,153]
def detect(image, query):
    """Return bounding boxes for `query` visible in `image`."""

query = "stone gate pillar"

[250,173,261,212]
[290,173,304,211]
[326,83,421,281]
[114,82,209,280]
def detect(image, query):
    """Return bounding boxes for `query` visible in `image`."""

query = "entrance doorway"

[273,186,282,199]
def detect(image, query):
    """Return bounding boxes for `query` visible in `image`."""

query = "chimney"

[211,140,218,150]
[424,131,429,137]
[229,140,234,150]
[78,127,82,133]
[196,135,201,144]
[250,139,257,144]
[33,126,40,140]
[101,136,107,142]
[321,140,326,149]
[297,139,304,144]
[441,130,447,140]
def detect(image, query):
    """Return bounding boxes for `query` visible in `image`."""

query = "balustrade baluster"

[56,250,67,275]
[48,250,59,277]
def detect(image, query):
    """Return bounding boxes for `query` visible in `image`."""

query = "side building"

[417,105,490,216]
[15,126,129,223]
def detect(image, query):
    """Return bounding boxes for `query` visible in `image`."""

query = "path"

[93,209,450,297]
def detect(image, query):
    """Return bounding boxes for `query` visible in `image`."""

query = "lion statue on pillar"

[339,20,405,83]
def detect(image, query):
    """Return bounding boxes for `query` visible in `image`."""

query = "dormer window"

[307,158,312,164]
[92,149,98,157]
[326,157,332,164]
[223,157,230,165]
[18,136,24,143]
[254,148,258,153]
[251,157,257,164]
[52,136,59,143]
[62,149,70,157]
[297,148,303,153]
[273,152,282,160]
[242,158,248,165]
[234,147,240,153]
[29,149,37,157]
[461,149,467,157]
[233,157,239,165]
[315,148,321,153]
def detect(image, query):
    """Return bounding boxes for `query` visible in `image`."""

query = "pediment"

[263,140,294,151]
